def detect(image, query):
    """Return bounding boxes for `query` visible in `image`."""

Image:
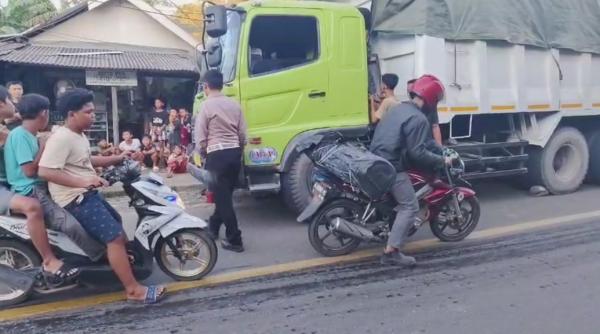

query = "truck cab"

[197,1,370,213]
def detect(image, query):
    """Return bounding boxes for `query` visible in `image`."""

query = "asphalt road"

[4,218,600,334]
[3,180,600,333]
[116,179,600,282]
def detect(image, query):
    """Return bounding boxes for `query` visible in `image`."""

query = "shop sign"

[86,70,138,86]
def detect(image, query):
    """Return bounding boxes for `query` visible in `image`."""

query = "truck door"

[239,10,328,166]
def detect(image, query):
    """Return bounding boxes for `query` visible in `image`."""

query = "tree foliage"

[0,0,58,34]
[174,0,245,39]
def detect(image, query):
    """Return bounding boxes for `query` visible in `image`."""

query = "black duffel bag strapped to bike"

[312,142,396,200]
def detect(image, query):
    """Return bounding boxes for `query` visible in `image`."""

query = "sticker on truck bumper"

[249,147,278,164]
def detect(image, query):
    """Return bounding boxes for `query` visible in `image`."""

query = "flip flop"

[127,285,167,305]
[42,263,80,288]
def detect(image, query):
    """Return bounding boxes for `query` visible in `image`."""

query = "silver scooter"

[0,160,217,307]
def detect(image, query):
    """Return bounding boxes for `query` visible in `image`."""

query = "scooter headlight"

[175,196,186,209]
[164,193,186,209]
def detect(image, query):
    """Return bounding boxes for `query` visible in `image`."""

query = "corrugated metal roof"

[0,41,199,74]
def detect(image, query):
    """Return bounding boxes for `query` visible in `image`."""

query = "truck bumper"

[245,165,281,193]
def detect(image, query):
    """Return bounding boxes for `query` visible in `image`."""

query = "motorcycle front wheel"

[0,240,39,306]
[308,199,362,257]
[155,229,218,281]
[430,196,481,242]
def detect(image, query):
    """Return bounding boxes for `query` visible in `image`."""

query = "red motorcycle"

[298,147,480,257]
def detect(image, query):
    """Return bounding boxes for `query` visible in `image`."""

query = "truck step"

[463,154,528,166]
[451,140,528,150]
[464,168,528,180]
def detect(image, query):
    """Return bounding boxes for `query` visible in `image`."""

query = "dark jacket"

[369,102,444,172]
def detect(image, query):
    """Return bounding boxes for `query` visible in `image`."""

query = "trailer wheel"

[585,130,600,183]
[282,153,315,214]
[527,127,589,194]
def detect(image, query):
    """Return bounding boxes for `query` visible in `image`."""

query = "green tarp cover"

[371,0,600,53]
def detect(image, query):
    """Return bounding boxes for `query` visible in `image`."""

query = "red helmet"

[408,75,445,108]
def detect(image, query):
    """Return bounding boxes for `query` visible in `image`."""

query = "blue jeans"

[64,191,124,244]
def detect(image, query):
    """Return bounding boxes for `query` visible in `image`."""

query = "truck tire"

[282,153,314,214]
[585,129,600,183]
[526,127,589,194]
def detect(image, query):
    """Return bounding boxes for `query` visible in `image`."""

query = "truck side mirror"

[205,5,227,38]
[205,39,223,68]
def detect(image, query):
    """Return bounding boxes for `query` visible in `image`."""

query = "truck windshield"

[220,11,241,83]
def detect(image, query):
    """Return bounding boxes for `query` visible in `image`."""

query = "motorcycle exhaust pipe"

[331,217,380,242]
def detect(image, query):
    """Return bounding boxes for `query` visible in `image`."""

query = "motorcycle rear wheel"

[308,199,363,257]
[430,196,481,242]
[155,229,218,281]
[0,240,39,307]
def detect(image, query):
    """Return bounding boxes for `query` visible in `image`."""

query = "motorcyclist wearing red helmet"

[370,74,452,266]
[407,78,442,145]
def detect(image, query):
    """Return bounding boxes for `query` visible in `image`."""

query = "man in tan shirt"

[195,70,247,252]
[39,88,165,304]
[370,73,400,123]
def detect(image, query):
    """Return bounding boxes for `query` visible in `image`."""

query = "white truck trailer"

[368,0,600,194]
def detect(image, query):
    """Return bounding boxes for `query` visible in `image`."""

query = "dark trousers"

[205,148,242,245]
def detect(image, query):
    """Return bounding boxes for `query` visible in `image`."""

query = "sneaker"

[380,251,416,267]
[221,240,244,253]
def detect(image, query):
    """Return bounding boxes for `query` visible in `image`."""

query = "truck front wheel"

[282,153,314,215]
[527,127,589,194]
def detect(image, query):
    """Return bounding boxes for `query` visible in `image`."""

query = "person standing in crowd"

[407,79,442,145]
[370,73,400,123]
[196,70,247,253]
[5,81,24,130]
[6,81,23,104]
[179,108,192,152]
[147,97,169,172]
[166,109,181,149]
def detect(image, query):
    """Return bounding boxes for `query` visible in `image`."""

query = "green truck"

[197,1,371,213]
